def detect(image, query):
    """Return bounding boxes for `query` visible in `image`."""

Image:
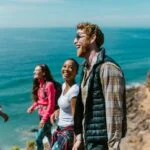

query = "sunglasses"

[75,34,86,40]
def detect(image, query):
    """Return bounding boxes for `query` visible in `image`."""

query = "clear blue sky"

[0,0,150,28]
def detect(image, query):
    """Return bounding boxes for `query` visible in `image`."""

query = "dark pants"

[84,142,108,150]
[36,117,51,150]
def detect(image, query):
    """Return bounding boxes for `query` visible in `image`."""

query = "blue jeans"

[36,119,51,150]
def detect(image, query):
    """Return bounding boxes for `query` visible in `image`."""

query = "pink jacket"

[30,80,56,123]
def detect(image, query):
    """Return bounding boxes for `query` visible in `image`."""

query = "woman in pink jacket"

[27,64,56,150]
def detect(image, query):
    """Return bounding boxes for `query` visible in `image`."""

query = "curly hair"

[76,22,104,48]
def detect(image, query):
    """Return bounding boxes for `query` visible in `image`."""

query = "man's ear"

[90,34,96,44]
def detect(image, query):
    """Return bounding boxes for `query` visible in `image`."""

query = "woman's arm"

[70,97,77,116]
[50,109,60,125]
[40,82,56,124]
[27,102,38,113]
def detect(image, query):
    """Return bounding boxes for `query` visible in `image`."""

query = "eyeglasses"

[75,34,86,40]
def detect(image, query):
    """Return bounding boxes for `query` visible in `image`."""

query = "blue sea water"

[0,27,150,149]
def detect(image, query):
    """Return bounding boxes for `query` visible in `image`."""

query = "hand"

[27,107,33,114]
[1,112,9,122]
[50,109,59,125]
[39,122,45,128]
[72,140,82,150]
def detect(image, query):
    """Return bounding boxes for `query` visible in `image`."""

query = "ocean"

[0,27,150,149]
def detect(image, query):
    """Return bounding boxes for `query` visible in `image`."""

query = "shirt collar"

[82,47,105,70]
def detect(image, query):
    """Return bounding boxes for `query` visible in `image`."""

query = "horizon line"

[0,26,150,29]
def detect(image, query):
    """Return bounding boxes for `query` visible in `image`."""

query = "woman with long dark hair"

[27,64,56,150]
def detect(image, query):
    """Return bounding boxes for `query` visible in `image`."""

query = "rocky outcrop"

[121,72,150,150]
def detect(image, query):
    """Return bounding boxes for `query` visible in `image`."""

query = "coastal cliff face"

[120,72,150,150]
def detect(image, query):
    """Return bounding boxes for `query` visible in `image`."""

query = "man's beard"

[77,41,90,57]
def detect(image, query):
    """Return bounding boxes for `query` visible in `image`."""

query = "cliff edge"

[120,72,150,150]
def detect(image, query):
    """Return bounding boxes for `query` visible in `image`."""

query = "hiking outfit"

[29,80,56,150]
[51,83,79,150]
[74,48,126,150]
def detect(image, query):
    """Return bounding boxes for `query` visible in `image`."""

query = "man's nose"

[74,38,77,44]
